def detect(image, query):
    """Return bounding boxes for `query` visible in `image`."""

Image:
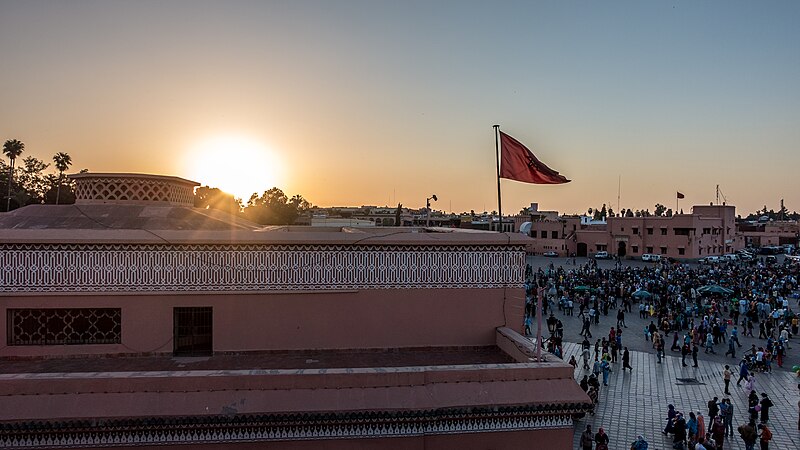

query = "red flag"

[499,131,570,184]
[677,192,685,199]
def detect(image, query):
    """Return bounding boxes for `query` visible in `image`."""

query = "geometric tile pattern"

[0,407,580,448]
[72,175,195,206]
[0,244,525,293]
[7,308,121,346]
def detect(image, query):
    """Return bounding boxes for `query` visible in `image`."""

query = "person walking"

[582,346,591,370]
[704,332,716,354]
[600,358,611,386]
[580,424,594,450]
[622,347,633,371]
[711,416,725,449]
[656,338,664,363]
[725,335,736,358]
[692,344,699,368]
[663,404,677,435]
[723,365,732,395]
[681,343,690,367]
[737,359,749,385]
[671,331,680,351]
[630,435,648,450]
[759,393,773,423]
[594,426,609,450]
[745,375,756,397]
[738,420,757,450]
[722,398,734,437]
[673,412,687,449]
[707,397,719,425]
[756,423,772,450]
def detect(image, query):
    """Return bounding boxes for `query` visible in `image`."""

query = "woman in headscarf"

[711,415,725,449]
[663,404,676,434]
[696,411,706,442]
[748,390,760,422]
[686,411,698,444]
[630,434,648,450]
[744,374,756,396]
[594,426,609,450]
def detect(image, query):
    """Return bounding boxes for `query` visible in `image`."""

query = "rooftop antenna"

[716,185,728,205]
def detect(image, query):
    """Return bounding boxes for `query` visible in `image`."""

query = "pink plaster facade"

[0,288,520,359]
[738,221,800,247]
[0,173,588,449]
[524,205,745,259]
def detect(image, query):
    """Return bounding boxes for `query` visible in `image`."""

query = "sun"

[184,135,283,201]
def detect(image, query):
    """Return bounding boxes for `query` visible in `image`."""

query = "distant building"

[523,204,744,258]
[737,220,800,248]
[0,173,588,449]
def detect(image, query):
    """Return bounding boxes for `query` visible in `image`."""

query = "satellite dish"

[520,222,532,235]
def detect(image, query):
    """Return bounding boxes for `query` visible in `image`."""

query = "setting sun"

[183,135,283,201]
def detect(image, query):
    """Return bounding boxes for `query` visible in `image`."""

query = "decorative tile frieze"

[0,244,525,293]
[0,405,585,448]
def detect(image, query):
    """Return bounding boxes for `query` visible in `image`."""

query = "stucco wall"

[1,288,525,358]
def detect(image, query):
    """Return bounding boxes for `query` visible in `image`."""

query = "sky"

[1,1,798,216]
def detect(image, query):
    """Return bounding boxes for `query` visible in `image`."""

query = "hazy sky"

[1,1,798,215]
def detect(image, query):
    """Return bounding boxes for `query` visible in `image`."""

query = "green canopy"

[573,285,592,292]
[632,290,652,300]
[697,285,734,295]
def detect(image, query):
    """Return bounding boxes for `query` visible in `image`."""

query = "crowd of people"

[524,255,800,449]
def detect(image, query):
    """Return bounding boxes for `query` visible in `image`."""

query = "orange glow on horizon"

[182,135,284,201]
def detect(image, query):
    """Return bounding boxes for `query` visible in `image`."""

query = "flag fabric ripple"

[499,131,570,184]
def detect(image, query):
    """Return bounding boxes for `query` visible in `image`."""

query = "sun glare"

[185,135,282,201]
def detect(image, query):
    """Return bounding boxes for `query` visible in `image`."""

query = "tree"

[654,203,667,217]
[52,152,72,205]
[16,156,50,205]
[194,186,240,214]
[395,203,403,226]
[243,187,310,225]
[3,139,24,211]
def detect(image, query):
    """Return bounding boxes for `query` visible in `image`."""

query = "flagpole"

[494,124,502,232]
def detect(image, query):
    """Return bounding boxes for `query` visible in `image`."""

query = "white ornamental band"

[0,244,525,293]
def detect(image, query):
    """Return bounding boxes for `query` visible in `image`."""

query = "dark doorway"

[577,243,588,257]
[173,307,213,356]
[617,241,627,257]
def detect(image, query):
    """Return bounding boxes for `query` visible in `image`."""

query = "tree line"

[3,138,311,225]
[194,186,312,225]
[2,139,75,211]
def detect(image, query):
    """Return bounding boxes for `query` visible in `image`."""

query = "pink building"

[0,173,587,449]
[524,204,744,259]
[738,220,800,248]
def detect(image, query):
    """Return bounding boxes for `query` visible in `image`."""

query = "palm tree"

[3,139,25,211]
[52,152,72,205]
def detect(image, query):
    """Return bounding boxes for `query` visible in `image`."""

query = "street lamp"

[426,195,437,227]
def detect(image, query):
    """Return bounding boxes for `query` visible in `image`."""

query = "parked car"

[542,251,559,257]
[593,251,610,259]
[765,255,777,266]
[723,253,739,261]
[642,254,661,262]
[699,256,721,264]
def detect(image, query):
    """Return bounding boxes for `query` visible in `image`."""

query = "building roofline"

[68,172,200,187]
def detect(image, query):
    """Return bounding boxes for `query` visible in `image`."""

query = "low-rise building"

[0,173,588,449]
[524,204,744,259]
